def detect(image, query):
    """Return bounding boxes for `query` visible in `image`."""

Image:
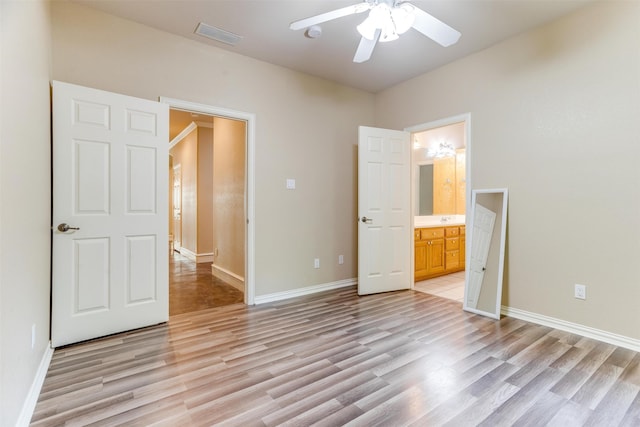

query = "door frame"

[160,97,256,305]
[404,113,472,291]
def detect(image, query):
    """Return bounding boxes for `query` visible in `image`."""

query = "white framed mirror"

[464,188,508,319]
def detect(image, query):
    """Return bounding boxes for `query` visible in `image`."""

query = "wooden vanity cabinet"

[445,227,460,272]
[414,227,445,281]
[415,225,465,281]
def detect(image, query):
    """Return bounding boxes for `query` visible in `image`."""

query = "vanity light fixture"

[428,140,456,158]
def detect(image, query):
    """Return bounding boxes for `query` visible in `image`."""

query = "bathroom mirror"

[464,188,508,319]
[413,122,466,216]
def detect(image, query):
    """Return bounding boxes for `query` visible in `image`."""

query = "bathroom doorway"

[406,114,471,303]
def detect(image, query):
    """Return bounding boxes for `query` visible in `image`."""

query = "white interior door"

[466,203,496,308]
[358,126,411,295]
[52,81,169,347]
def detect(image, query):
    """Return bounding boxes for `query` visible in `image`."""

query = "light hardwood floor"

[32,287,640,426]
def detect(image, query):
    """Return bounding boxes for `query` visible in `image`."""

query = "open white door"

[52,81,169,347]
[466,203,496,308]
[358,126,411,295]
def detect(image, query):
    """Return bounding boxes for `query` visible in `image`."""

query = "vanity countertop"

[414,216,466,228]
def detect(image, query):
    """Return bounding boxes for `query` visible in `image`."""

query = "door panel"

[466,203,496,308]
[358,126,411,295]
[52,81,169,347]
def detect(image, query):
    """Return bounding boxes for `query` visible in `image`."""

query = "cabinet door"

[427,238,445,275]
[415,240,429,280]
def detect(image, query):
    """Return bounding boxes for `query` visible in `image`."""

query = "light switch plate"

[286,178,296,190]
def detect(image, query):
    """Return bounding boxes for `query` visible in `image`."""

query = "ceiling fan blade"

[353,30,380,63]
[289,3,370,31]
[411,7,461,47]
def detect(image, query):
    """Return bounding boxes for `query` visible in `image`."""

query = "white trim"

[195,120,213,128]
[178,247,213,263]
[16,343,54,427]
[195,253,214,263]
[502,306,640,353]
[254,279,357,305]
[178,247,195,261]
[212,264,245,292]
[160,97,256,305]
[169,121,196,149]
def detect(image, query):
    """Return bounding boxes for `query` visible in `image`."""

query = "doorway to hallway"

[165,99,255,314]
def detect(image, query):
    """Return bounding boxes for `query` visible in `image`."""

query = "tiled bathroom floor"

[414,271,465,303]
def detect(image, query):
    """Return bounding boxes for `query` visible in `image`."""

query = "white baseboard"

[178,248,213,263]
[254,278,356,305]
[16,343,54,427]
[501,306,640,353]
[178,247,194,261]
[195,253,214,263]
[211,264,244,292]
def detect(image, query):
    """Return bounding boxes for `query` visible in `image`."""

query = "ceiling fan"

[290,0,461,63]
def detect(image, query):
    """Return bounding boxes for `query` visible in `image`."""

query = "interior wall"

[197,126,214,255]
[51,0,374,296]
[0,1,52,425]
[169,129,198,253]
[212,117,246,278]
[376,0,640,340]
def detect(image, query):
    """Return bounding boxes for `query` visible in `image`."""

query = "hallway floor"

[169,252,244,315]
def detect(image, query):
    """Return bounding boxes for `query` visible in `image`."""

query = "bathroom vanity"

[414,220,465,282]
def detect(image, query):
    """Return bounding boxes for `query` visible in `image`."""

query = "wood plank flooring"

[31,287,640,426]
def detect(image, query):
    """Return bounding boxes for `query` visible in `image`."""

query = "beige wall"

[197,127,214,255]
[51,0,374,295]
[170,128,198,253]
[376,1,640,339]
[213,117,246,278]
[0,0,52,425]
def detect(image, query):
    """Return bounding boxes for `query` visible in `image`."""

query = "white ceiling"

[74,0,594,93]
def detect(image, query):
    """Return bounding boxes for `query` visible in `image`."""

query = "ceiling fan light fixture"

[379,25,399,43]
[357,4,389,40]
[357,2,413,42]
[391,3,415,35]
[289,0,461,64]
[357,16,378,40]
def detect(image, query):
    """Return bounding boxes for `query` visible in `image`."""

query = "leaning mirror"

[464,188,508,319]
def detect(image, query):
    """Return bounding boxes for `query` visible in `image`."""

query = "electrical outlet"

[314,258,320,269]
[338,255,344,265]
[574,284,586,300]
[31,324,36,349]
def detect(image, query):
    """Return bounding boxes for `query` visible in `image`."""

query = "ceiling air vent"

[194,22,242,46]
